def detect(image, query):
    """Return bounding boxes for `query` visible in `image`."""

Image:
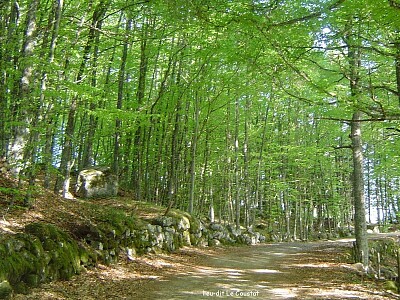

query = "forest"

[1,0,400,269]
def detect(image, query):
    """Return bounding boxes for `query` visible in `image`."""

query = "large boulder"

[75,166,118,198]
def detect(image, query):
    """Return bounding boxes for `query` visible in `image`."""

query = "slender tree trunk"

[234,97,240,229]
[255,103,269,215]
[9,0,38,177]
[188,94,200,214]
[24,0,64,202]
[131,20,150,199]
[225,104,234,224]
[55,2,107,196]
[395,36,400,105]
[347,22,369,268]
[351,111,368,267]
[42,0,63,188]
[113,17,131,177]
[82,17,102,169]
[243,96,250,228]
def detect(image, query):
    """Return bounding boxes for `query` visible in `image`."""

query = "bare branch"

[333,145,352,150]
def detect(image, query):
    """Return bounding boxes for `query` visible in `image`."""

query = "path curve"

[135,239,397,300]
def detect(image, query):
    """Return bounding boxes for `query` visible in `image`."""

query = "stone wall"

[0,211,265,298]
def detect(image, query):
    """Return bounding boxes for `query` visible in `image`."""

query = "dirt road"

[134,239,397,300]
[13,238,399,300]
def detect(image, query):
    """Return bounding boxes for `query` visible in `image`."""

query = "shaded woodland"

[1,0,400,268]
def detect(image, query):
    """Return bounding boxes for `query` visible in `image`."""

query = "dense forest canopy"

[1,0,400,265]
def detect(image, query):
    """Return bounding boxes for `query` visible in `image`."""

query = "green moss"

[0,280,12,299]
[166,209,191,220]
[25,223,71,244]
[13,281,28,295]
[23,274,40,287]
[2,250,34,285]
[188,217,201,234]
[384,280,398,292]
[24,223,83,279]
[28,237,44,257]
[99,207,136,232]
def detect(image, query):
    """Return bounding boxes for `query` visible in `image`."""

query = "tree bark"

[346,19,369,268]
[0,2,19,156]
[188,93,200,214]
[351,111,368,267]
[395,36,400,105]
[113,17,131,177]
[234,97,241,229]
[8,0,38,177]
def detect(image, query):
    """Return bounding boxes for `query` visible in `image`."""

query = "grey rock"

[153,216,174,227]
[126,248,136,261]
[210,223,224,231]
[75,166,118,198]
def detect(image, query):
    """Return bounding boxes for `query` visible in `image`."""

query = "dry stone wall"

[0,211,265,298]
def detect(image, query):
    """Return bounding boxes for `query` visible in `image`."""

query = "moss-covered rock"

[384,280,398,292]
[25,223,82,279]
[0,222,95,296]
[0,280,12,299]
[0,235,38,286]
[75,167,118,198]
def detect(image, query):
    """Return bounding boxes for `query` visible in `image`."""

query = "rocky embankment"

[0,208,265,299]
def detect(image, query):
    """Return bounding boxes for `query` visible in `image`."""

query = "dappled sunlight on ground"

[250,268,282,274]
[0,210,45,233]
[289,262,335,268]
[135,242,398,300]
[11,241,400,299]
[269,288,298,298]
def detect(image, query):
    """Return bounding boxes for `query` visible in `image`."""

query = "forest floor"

[1,173,400,299]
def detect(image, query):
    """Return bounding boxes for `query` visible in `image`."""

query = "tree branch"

[333,145,352,150]
[317,116,400,123]
[267,0,346,29]
[388,0,400,9]
[373,85,400,97]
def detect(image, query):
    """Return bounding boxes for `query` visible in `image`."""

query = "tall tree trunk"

[132,23,149,200]
[234,97,241,229]
[395,36,400,105]
[25,0,64,202]
[255,103,270,215]
[351,111,368,267]
[347,21,369,268]
[113,17,132,177]
[188,94,200,214]
[55,1,107,196]
[243,95,250,228]
[8,0,38,177]
[42,0,63,189]
[82,16,102,169]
